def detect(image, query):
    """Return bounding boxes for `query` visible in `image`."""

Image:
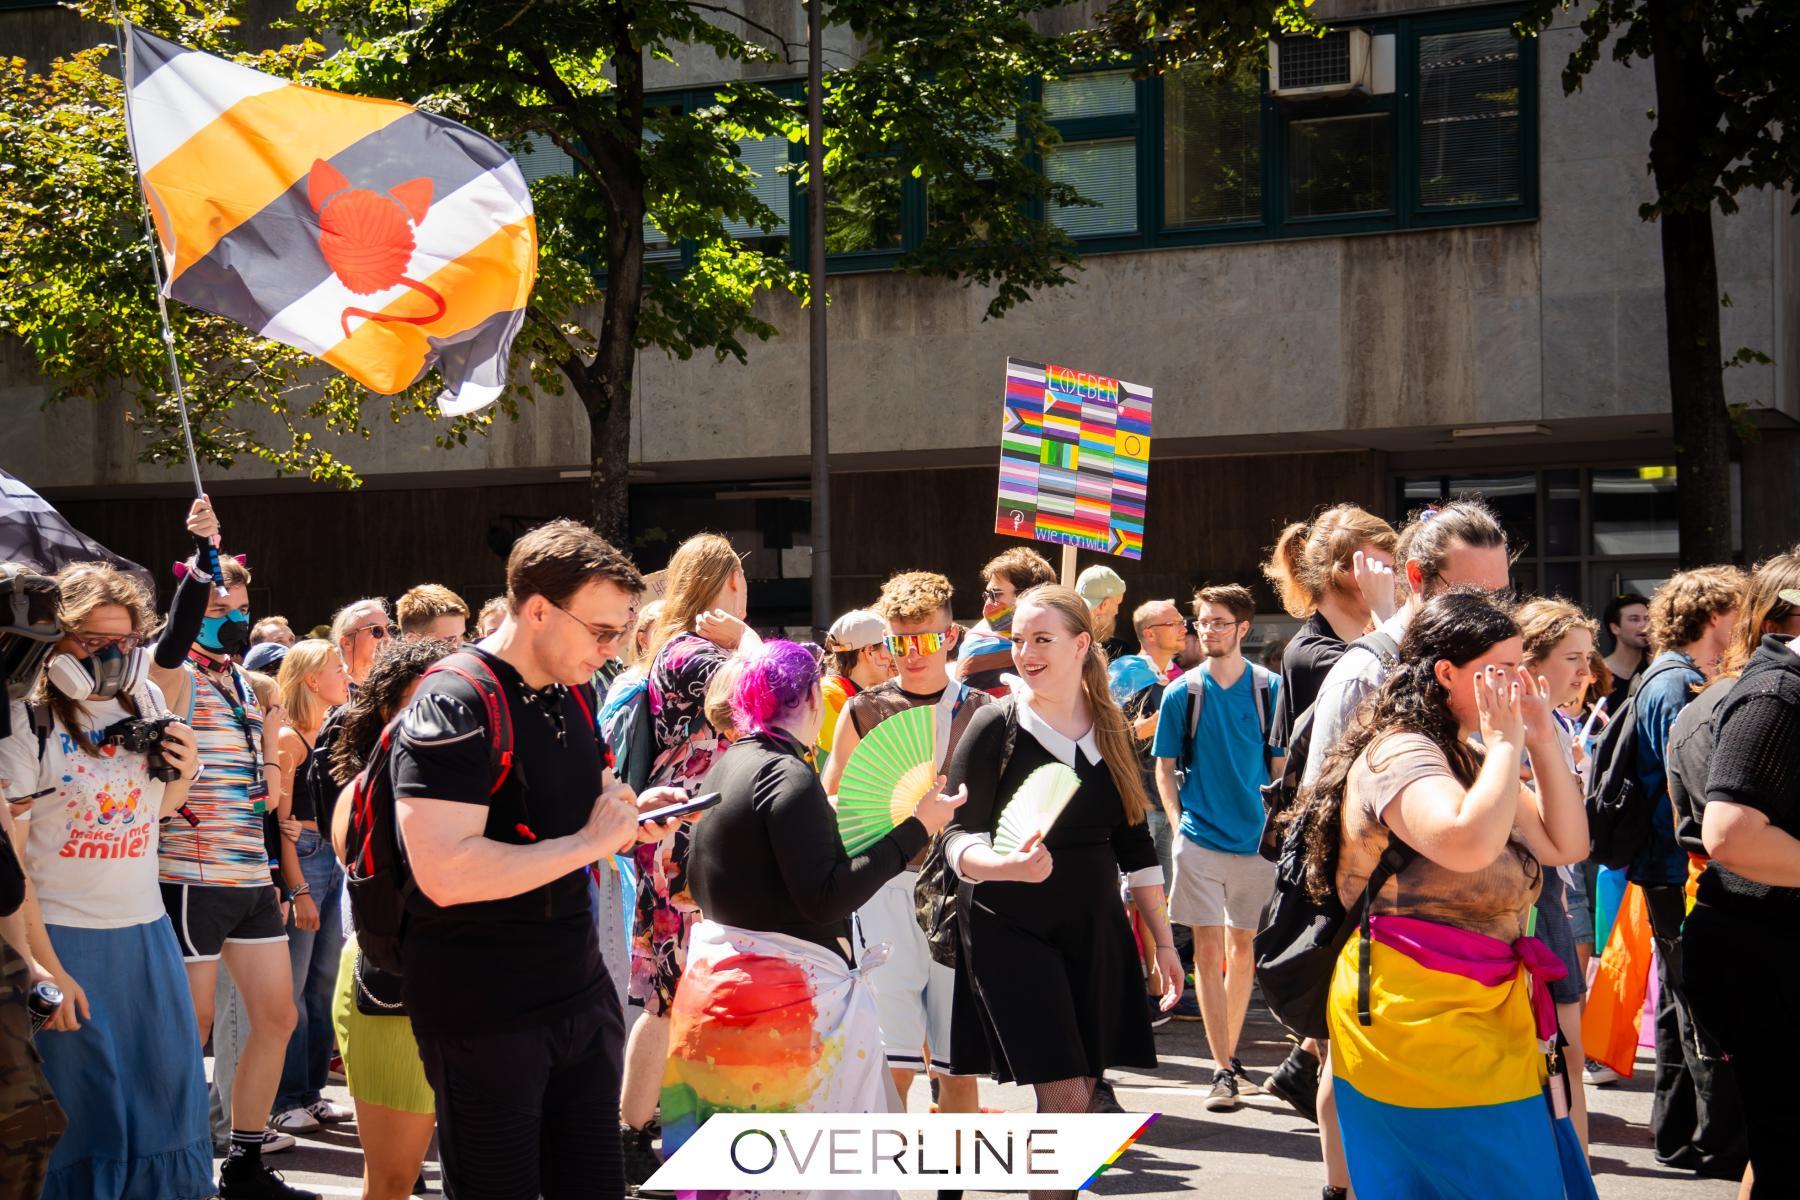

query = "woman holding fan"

[665,641,964,1174]
[944,585,1182,1150]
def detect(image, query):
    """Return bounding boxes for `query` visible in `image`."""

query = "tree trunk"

[581,372,633,547]
[580,27,648,548]
[1647,0,1733,568]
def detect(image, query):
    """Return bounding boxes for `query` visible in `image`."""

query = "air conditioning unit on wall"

[1269,29,1393,99]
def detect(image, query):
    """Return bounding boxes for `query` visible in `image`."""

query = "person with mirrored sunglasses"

[821,571,992,1133]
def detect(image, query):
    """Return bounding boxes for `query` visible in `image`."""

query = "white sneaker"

[1582,1060,1621,1086]
[306,1098,352,1124]
[261,1128,298,1153]
[268,1108,320,1135]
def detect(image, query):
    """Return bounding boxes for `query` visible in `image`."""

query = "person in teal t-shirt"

[1150,585,1283,1114]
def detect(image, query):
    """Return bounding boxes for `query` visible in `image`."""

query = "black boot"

[623,1121,674,1198]
[1265,1043,1321,1125]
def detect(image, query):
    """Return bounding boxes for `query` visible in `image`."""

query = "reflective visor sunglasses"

[884,630,950,657]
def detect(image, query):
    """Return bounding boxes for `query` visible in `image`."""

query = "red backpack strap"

[570,682,596,727]
[424,652,516,795]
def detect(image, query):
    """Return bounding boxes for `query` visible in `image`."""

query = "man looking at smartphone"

[391,520,685,1199]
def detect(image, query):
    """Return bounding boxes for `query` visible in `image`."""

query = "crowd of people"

[0,491,1796,1200]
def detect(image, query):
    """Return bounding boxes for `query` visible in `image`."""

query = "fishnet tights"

[1028,1076,1097,1200]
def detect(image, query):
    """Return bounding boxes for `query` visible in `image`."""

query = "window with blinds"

[721,135,792,253]
[1047,139,1138,237]
[1163,68,1263,229]
[1043,70,1139,239]
[1044,71,1135,121]
[1417,29,1523,208]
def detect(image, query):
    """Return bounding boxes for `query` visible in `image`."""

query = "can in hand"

[26,980,63,1034]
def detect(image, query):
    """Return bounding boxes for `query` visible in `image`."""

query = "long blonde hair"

[277,639,341,735]
[646,534,742,668]
[1016,584,1150,824]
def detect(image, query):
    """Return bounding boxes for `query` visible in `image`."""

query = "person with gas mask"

[138,508,316,1200]
[0,563,70,1200]
[0,558,215,1200]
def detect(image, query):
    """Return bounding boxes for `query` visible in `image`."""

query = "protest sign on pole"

[994,357,1153,584]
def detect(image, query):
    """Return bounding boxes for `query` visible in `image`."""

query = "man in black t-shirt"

[391,520,684,1200]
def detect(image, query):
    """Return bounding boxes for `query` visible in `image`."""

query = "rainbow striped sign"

[995,358,1152,560]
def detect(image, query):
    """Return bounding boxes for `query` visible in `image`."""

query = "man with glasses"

[954,547,1055,695]
[822,571,989,1136]
[390,519,686,1198]
[1109,599,1197,1023]
[1152,584,1283,1114]
[328,599,392,688]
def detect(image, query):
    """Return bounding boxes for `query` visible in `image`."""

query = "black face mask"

[199,611,251,657]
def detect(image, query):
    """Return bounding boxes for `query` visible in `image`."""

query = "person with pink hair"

[663,642,966,1175]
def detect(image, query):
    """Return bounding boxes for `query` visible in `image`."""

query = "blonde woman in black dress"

[944,585,1183,1187]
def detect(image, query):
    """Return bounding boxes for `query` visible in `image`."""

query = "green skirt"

[330,934,436,1115]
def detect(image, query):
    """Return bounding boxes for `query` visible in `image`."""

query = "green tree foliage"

[1,0,1102,540]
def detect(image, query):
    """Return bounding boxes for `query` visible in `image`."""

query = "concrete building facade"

[3,0,1796,635]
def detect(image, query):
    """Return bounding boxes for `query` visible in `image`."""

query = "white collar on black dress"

[1014,696,1102,768]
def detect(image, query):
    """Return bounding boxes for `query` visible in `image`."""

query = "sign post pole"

[1060,544,1078,589]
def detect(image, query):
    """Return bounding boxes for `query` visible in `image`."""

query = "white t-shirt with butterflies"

[0,685,170,929]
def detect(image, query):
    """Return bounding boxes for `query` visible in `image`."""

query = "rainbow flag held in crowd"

[661,920,893,1200]
[122,25,537,415]
[1329,915,1597,1199]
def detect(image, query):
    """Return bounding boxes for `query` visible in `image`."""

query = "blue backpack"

[600,675,656,794]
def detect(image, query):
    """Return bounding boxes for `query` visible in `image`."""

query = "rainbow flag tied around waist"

[662,920,895,1200]
[123,25,537,415]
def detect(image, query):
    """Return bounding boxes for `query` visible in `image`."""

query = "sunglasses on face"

[549,602,630,648]
[71,631,143,654]
[884,630,951,657]
[981,588,1009,606]
[353,624,391,641]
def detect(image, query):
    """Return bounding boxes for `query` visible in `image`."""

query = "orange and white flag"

[123,25,537,415]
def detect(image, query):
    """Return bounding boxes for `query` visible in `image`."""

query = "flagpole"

[110,11,226,595]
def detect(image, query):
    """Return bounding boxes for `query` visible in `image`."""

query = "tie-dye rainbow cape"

[661,920,895,1200]
[1329,915,1597,1200]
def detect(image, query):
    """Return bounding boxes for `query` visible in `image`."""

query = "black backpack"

[918,696,1016,969]
[1583,656,1692,870]
[344,651,519,974]
[1254,811,1416,1041]
[1256,631,1399,863]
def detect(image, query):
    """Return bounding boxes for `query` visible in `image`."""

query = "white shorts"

[856,872,955,1072]
[1169,837,1277,930]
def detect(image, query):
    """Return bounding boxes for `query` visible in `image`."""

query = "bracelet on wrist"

[289,884,311,899]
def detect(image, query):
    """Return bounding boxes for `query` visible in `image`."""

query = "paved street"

[238,1001,1737,1199]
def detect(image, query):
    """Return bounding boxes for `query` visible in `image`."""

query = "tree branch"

[680,1,805,65]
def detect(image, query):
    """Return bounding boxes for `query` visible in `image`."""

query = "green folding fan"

[835,704,938,855]
[992,762,1081,854]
